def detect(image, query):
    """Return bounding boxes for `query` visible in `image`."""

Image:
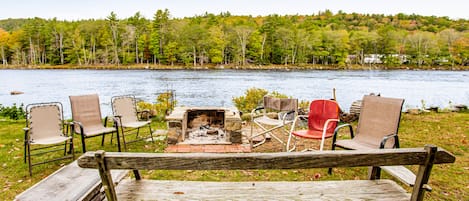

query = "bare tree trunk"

[82,40,88,65]
[291,45,297,65]
[72,40,82,66]
[260,33,266,63]
[59,33,64,65]
[193,46,196,67]
[135,38,139,64]
[22,51,26,65]
[92,37,96,65]
[29,37,35,65]
[236,30,247,66]
[1,46,6,66]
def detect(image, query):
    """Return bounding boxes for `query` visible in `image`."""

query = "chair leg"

[70,138,75,160]
[101,134,105,146]
[63,141,67,156]
[328,144,337,175]
[27,143,32,176]
[120,129,127,151]
[148,124,154,142]
[24,141,27,164]
[81,135,87,153]
[110,132,114,144]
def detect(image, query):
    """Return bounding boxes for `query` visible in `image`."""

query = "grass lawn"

[0,111,467,200]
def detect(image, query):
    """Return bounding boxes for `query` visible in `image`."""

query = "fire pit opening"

[166,107,243,145]
[183,109,229,144]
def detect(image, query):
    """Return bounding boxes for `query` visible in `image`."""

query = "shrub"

[137,91,177,121]
[232,88,293,114]
[0,103,25,120]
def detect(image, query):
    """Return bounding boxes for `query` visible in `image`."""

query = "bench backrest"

[77,145,455,201]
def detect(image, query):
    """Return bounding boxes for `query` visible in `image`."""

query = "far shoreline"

[0,64,467,71]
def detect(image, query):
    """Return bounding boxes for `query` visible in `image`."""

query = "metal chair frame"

[24,102,75,176]
[111,95,154,151]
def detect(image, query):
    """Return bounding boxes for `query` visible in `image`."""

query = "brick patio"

[164,144,252,153]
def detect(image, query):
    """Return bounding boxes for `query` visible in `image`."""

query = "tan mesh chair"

[69,94,120,153]
[329,95,404,173]
[111,95,153,151]
[24,102,74,176]
[249,96,298,148]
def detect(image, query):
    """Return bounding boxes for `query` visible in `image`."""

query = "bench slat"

[115,179,410,200]
[77,148,455,170]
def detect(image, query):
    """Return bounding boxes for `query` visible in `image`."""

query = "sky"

[1,0,467,21]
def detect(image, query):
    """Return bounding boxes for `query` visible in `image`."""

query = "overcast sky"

[1,0,467,20]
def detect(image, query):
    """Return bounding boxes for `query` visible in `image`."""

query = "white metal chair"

[249,96,298,148]
[24,102,74,176]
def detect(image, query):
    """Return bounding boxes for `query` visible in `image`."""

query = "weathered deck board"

[115,179,410,201]
[15,161,128,201]
[382,165,417,186]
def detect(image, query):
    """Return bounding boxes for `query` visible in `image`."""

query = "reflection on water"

[1,69,468,118]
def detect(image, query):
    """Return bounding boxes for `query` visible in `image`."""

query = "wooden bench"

[77,145,455,201]
[15,161,128,201]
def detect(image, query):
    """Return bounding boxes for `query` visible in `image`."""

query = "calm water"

[1,69,468,118]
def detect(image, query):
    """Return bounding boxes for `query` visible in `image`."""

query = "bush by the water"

[137,91,177,121]
[232,88,293,114]
[0,103,25,120]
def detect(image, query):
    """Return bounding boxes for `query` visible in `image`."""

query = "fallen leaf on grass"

[314,173,321,179]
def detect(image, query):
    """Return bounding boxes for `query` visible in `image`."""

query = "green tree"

[107,12,121,65]
[151,9,170,65]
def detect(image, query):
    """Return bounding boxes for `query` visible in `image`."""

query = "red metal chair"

[286,99,340,151]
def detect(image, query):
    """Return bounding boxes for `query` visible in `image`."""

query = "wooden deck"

[15,161,128,201]
[114,179,410,200]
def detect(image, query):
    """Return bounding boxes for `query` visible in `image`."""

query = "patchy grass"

[0,112,468,200]
[0,118,166,200]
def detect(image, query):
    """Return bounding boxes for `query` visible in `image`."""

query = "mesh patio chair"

[329,95,404,174]
[24,102,74,176]
[111,95,154,151]
[249,96,298,148]
[69,94,120,153]
[286,99,340,152]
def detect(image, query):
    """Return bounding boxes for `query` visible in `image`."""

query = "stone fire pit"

[165,107,243,145]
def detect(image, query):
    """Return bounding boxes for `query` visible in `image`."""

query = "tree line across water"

[0,9,468,69]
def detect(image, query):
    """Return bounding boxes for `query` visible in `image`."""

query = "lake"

[1,69,468,118]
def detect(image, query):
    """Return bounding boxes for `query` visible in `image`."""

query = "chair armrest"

[250,106,265,121]
[288,115,308,133]
[319,118,340,151]
[281,110,296,124]
[380,133,399,149]
[331,123,354,147]
[70,121,85,135]
[112,115,122,127]
[333,124,354,138]
[23,127,30,143]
